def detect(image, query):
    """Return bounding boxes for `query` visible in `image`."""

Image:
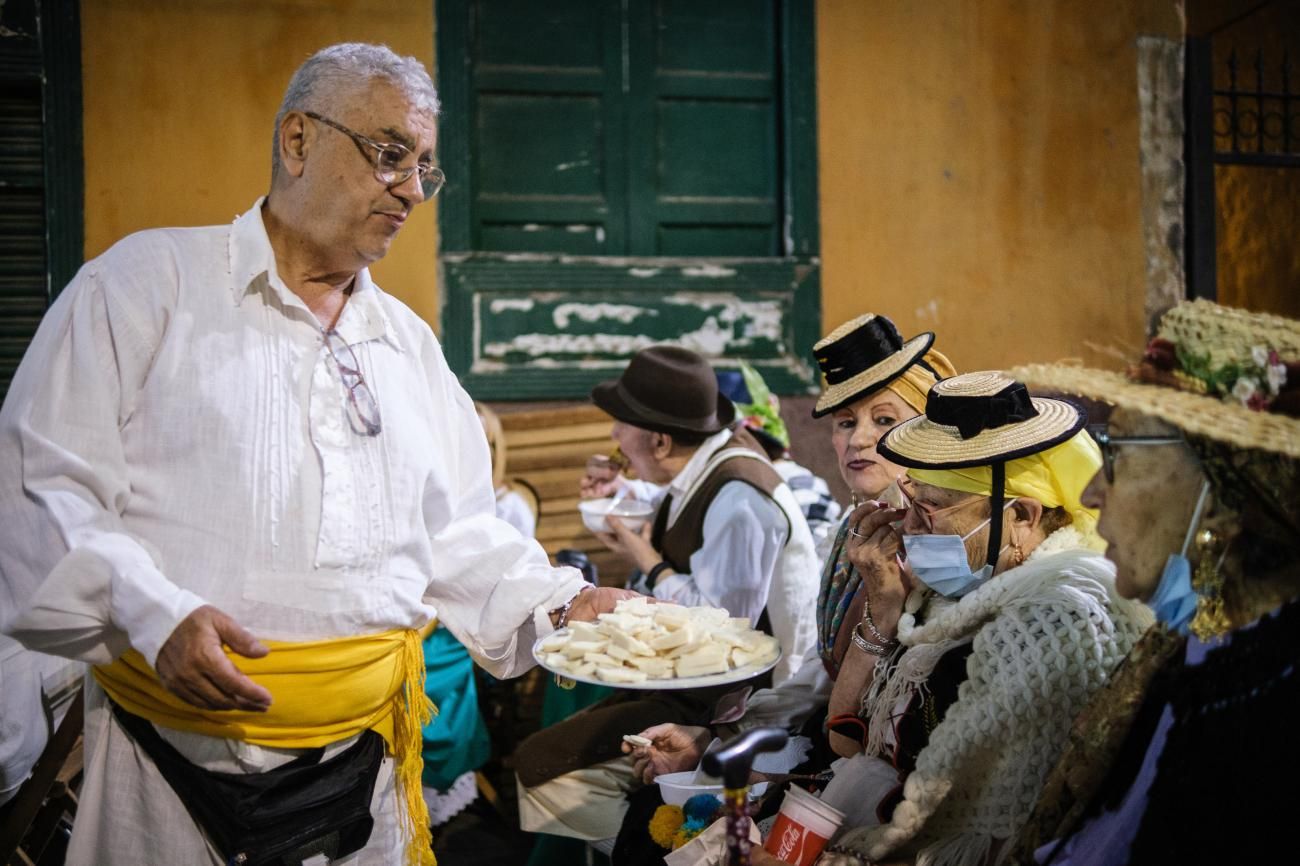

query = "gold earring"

[1012,542,1025,566]
[1189,528,1231,641]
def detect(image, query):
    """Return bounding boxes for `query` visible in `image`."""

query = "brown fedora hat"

[591,345,736,437]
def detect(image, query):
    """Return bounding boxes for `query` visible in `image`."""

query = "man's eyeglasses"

[1087,424,1183,483]
[304,111,446,200]
[325,330,382,436]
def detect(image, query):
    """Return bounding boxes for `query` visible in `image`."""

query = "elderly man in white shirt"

[0,43,631,866]
[515,345,820,846]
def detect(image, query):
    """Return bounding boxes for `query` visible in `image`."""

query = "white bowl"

[655,770,724,807]
[578,498,655,534]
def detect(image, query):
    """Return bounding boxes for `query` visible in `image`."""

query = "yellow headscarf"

[907,429,1104,543]
[886,348,958,414]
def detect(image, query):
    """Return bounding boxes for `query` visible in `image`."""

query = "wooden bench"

[0,688,83,866]
[496,404,634,585]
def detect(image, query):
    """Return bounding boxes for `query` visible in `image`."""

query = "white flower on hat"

[1252,345,1270,368]
[1267,361,1288,396]
[1232,375,1260,405]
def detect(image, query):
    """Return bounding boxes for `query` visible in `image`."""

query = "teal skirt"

[420,626,491,792]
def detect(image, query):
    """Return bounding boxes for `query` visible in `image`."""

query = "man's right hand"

[154,605,273,712]
[579,455,625,500]
[622,723,712,784]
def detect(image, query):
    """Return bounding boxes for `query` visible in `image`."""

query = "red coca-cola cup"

[762,785,845,866]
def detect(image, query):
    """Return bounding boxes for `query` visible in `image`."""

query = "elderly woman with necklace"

[813,372,1151,866]
[1004,300,1300,866]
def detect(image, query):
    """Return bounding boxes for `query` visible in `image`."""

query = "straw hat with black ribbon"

[878,371,1093,570]
[812,314,936,417]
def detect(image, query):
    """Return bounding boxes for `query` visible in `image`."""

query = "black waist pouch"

[110,700,384,866]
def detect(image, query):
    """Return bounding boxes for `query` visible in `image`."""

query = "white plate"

[532,630,783,691]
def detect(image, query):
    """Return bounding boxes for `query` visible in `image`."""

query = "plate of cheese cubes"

[532,597,782,689]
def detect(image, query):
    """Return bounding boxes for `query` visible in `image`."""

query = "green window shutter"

[436,0,819,400]
[460,0,777,256]
[627,0,778,256]
[468,0,626,255]
[0,0,84,404]
[0,81,45,400]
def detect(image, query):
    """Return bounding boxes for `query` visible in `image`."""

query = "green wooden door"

[628,0,779,257]
[436,0,819,399]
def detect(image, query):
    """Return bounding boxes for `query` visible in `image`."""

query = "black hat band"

[613,380,719,431]
[926,382,1040,440]
[816,317,905,385]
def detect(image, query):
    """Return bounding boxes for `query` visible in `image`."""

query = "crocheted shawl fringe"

[841,527,1150,866]
[862,528,1111,758]
[917,831,996,866]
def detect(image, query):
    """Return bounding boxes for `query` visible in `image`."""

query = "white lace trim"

[423,771,479,828]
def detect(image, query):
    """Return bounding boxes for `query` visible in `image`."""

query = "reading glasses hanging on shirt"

[325,330,383,436]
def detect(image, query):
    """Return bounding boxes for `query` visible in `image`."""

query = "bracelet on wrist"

[861,609,892,646]
[860,591,894,646]
[552,584,593,630]
[646,560,674,588]
[851,622,898,657]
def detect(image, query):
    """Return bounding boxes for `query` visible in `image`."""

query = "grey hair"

[271,43,440,178]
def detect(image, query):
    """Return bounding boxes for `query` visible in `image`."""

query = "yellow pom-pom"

[649,804,685,849]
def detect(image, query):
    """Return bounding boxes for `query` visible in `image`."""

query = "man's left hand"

[594,515,659,573]
[563,585,642,624]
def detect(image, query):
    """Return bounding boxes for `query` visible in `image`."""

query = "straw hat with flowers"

[1011,299,1300,460]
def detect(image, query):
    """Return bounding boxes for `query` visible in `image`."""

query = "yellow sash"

[93,627,437,866]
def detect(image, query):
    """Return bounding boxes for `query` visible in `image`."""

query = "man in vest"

[516,345,820,845]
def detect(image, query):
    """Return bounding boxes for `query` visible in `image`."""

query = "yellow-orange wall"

[816,0,1182,373]
[80,0,439,328]
[82,0,1185,371]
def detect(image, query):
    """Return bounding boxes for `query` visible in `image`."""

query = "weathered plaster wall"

[1137,35,1187,334]
[815,0,1183,373]
[80,0,439,328]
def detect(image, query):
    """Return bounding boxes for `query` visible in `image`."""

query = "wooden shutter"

[468,0,626,255]
[0,0,83,404]
[435,0,821,400]
[627,0,779,256]
[458,0,779,256]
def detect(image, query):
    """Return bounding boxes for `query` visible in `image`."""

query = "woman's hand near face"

[843,501,911,637]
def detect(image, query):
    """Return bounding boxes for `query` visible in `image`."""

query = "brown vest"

[651,427,788,573]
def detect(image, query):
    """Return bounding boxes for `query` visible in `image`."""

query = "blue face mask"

[1149,554,1198,634]
[1147,478,1213,634]
[902,500,1015,598]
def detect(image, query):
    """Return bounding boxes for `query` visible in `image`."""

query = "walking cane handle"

[702,727,789,789]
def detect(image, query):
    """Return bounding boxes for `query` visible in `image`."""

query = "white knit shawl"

[824,527,1153,866]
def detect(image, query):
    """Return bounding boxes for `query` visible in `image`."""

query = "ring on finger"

[849,528,869,540]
